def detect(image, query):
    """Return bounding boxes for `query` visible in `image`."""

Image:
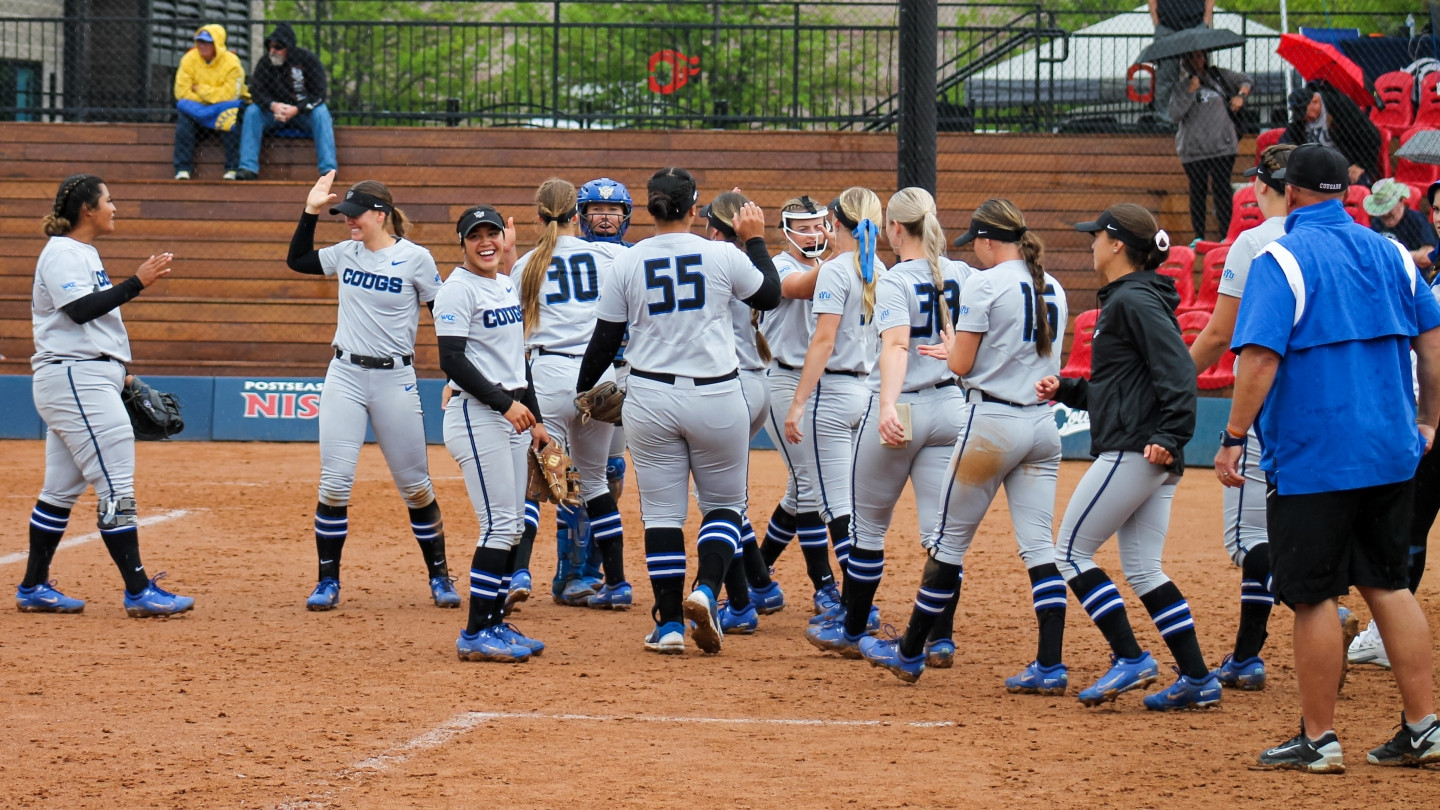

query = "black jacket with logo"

[1056,269,1197,474]
[248,23,327,112]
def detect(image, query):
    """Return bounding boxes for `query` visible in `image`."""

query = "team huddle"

[17,147,1440,771]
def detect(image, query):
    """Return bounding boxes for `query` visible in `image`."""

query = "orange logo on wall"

[649,50,700,94]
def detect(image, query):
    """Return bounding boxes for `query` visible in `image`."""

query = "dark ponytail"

[972,198,1052,358]
[43,174,105,236]
[1104,203,1169,271]
[646,167,698,222]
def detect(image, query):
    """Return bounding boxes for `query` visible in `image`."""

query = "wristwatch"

[1219,429,1247,447]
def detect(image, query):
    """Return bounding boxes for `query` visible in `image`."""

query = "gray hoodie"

[1168,66,1252,163]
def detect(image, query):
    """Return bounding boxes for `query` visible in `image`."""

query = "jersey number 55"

[644,254,707,315]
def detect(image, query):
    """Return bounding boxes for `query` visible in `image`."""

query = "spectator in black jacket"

[1281,80,1381,187]
[234,23,336,180]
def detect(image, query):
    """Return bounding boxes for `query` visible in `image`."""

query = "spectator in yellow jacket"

[173,24,250,180]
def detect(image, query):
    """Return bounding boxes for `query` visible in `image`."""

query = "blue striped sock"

[1032,575,1068,612]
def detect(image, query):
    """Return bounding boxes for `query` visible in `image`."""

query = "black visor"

[456,205,505,239]
[953,220,1026,247]
[331,189,393,218]
[1074,211,1154,253]
[1243,163,1285,194]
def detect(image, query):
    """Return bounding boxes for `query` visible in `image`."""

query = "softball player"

[16,174,193,617]
[574,167,781,655]
[1188,144,1294,689]
[782,187,885,624]
[806,187,970,661]
[287,172,454,611]
[860,199,1069,686]
[755,196,834,613]
[512,178,631,611]
[1038,203,1216,710]
[438,205,549,663]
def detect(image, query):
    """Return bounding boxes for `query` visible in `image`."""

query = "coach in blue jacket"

[1219,143,1440,773]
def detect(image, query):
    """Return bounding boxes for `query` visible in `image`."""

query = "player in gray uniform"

[16,174,194,617]
[1038,203,1217,711]
[575,167,781,655]
[437,205,549,663]
[512,178,631,612]
[1189,144,1295,690]
[806,188,970,660]
[287,173,455,611]
[784,188,885,628]
[755,197,833,613]
[860,199,1070,686]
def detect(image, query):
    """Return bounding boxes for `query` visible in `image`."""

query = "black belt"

[630,368,739,386]
[538,347,582,359]
[613,359,628,369]
[335,348,412,369]
[48,355,118,366]
[776,360,801,372]
[972,389,1028,408]
[936,379,956,389]
[775,359,862,378]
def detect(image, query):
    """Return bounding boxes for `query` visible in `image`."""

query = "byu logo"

[600,185,615,200]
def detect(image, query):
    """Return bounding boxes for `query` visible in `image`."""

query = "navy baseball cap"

[953,219,1026,247]
[456,205,505,239]
[330,188,393,218]
[1272,143,1349,194]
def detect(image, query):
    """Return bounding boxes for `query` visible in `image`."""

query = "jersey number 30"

[545,254,600,304]
[644,254,706,315]
[1020,282,1060,344]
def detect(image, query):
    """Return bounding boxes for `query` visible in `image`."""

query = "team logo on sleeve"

[438,313,457,324]
[958,305,970,316]
[879,308,891,320]
[817,291,833,301]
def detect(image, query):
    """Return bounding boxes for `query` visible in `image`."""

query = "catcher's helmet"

[578,177,633,243]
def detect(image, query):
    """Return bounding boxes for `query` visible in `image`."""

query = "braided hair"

[43,174,105,236]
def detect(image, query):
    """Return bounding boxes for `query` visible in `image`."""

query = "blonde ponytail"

[835,186,882,321]
[520,177,578,339]
[887,187,951,331]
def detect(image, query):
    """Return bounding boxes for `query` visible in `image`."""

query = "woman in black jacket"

[1035,203,1214,711]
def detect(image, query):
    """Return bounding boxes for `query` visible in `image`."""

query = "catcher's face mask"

[782,196,831,259]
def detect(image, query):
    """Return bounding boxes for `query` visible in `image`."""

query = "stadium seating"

[1396,127,1440,200]
[1370,70,1416,139]
[1343,184,1372,227]
[1059,309,1099,379]
[1181,244,1229,316]
[1156,246,1196,311]
[1177,309,1237,389]
[1195,185,1262,255]
[1254,128,1283,166]
[1409,72,1440,133]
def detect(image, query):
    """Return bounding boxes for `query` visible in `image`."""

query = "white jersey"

[869,257,974,392]
[812,251,888,375]
[595,232,764,377]
[511,235,627,354]
[31,236,132,369]
[1218,216,1287,299]
[730,297,767,371]
[760,251,819,367]
[954,259,1068,405]
[434,267,528,391]
[318,237,441,358]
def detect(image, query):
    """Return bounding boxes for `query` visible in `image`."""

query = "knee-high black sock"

[489,545,521,627]
[828,513,853,576]
[760,503,797,567]
[796,511,835,591]
[22,500,70,588]
[926,583,962,644]
[740,514,771,588]
[102,526,148,595]
[408,501,448,579]
[842,546,885,638]
[314,502,348,582]
[465,545,511,634]
[1069,567,1142,660]
[723,548,752,609]
[696,509,741,597]
[1141,581,1208,680]
[586,493,626,585]
[515,521,538,573]
[1028,563,1068,668]
[645,527,686,625]
[1234,544,1273,662]
[900,558,961,658]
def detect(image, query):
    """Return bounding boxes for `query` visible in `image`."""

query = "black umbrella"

[1134,27,1245,65]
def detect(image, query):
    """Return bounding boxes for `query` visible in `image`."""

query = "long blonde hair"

[706,191,772,364]
[970,198,1052,358]
[519,177,578,339]
[886,187,951,332]
[835,186,882,321]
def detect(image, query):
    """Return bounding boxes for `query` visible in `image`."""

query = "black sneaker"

[232,169,259,181]
[1367,713,1440,767]
[1257,722,1344,773]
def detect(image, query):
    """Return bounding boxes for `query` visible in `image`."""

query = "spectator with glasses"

[235,23,337,180]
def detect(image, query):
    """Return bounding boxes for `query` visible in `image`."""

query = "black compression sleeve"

[741,237,782,310]
[576,319,627,392]
[61,276,144,325]
[520,361,543,424]
[287,212,324,275]
[437,335,516,414]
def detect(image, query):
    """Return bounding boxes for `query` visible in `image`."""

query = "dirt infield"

[2,440,1438,808]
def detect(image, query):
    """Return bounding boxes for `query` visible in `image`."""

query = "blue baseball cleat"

[644,621,686,655]
[1214,654,1266,690]
[718,600,758,634]
[15,581,85,614]
[749,580,786,615]
[492,622,545,656]
[306,577,340,611]
[1077,652,1159,707]
[430,576,461,608]
[1143,669,1222,711]
[807,601,881,634]
[806,619,864,658]
[586,581,633,610]
[924,638,956,669]
[1005,661,1070,696]
[558,576,601,607]
[683,587,724,654]
[859,635,926,683]
[812,583,841,616]
[504,569,532,614]
[124,573,194,618]
[457,627,530,663]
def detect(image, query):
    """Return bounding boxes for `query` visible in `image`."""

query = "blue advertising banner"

[210,376,449,443]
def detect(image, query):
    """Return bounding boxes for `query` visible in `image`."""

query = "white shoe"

[222,170,238,180]
[174,170,191,180]
[643,622,685,655]
[1347,619,1390,667]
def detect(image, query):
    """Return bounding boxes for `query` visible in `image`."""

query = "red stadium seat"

[1060,308,1098,379]
[1396,128,1440,199]
[1412,72,1440,132]
[1177,309,1237,389]
[1370,70,1416,139]
[1157,246,1196,311]
[1343,184,1371,227]
[1405,180,1424,210]
[1254,127,1284,167]
[1195,185,1263,255]
[1181,244,1230,315]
